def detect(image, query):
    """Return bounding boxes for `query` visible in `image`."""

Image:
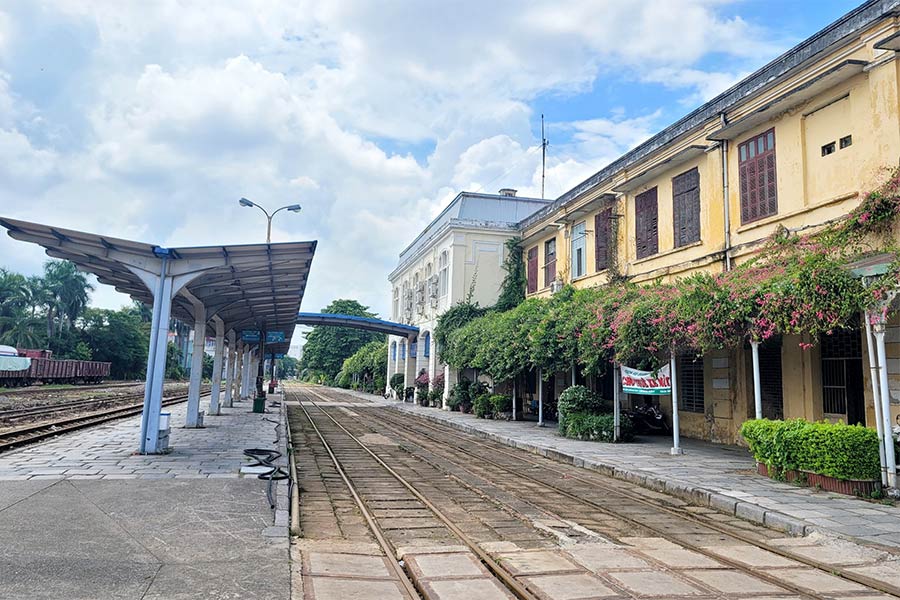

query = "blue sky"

[0,1,861,343]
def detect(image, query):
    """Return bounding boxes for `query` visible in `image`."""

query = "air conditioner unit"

[550,280,564,293]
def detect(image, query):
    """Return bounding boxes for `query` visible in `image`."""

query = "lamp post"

[238,197,302,243]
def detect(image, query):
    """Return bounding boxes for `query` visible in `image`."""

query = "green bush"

[563,412,633,443]
[740,418,881,481]
[473,393,492,418]
[490,394,511,415]
[557,385,609,431]
[390,373,405,397]
[416,386,429,406]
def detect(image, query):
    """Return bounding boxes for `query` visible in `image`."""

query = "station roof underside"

[0,217,317,356]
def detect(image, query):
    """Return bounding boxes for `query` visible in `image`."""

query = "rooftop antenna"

[541,114,549,199]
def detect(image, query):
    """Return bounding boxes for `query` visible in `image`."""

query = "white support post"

[224,332,235,409]
[386,340,394,395]
[670,354,683,455]
[139,258,174,454]
[209,318,224,416]
[751,340,762,420]
[613,363,621,443]
[538,367,544,427]
[185,302,206,428]
[442,363,451,410]
[874,320,897,489]
[511,378,517,421]
[234,341,244,402]
[864,312,889,487]
[241,347,252,399]
[428,335,437,392]
[571,364,576,387]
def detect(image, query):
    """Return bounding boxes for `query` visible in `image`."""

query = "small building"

[387,190,549,397]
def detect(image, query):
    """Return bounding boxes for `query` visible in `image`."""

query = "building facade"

[515,0,900,444]
[387,190,549,400]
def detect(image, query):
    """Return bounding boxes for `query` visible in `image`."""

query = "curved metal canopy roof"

[0,217,317,355]
[296,312,419,338]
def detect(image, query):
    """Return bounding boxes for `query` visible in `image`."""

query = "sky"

[0,0,858,352]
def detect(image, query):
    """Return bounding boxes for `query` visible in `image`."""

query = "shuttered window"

[543,239,556,287]
[571,221,586,278]
[678,355,704,413]
[526,246,538,294]
[738,129,777,224]
[634,187,658,260]
[594,207,612,271]
[673,168,700,247]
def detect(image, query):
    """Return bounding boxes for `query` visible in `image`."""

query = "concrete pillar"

[538,367,544,427]
[751,340,762,420]
[670,353,683,455]
[241,347,252,399]
[233,341,244,403]
[427,335,437,392]
[386,340,394,395]
[864,313,888,487]
[874,319,897,488]
[139,261,175,454]
[185,302,206,428]
[442,363,451,410]
[209,318,225,416]
[224,333,235,409]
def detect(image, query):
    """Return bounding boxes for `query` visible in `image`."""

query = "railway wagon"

[0,357,112,387]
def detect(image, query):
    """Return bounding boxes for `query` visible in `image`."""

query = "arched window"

[439,251,449,296]
[390,341,397,361]
[423,332,431,358]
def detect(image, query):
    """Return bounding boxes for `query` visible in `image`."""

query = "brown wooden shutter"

[526,247,538,293]
[594,207,612,271]
[738,129,777,224]
[635,187,658,260]
[673,167,700,247]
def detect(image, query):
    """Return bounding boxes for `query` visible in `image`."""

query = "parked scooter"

[623,398,671,435]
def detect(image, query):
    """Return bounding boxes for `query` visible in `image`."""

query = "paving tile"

[421,578,516,600]
[520,572,619,599]
[682,569,785,594]
[306,576,407,600]
[495,550,581,575]
[606,570,704,596]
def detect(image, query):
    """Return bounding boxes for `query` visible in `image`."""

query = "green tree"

[165,342,186,380]
[299,299,384,379]
[278,355,300,378]
[80,307,150,379]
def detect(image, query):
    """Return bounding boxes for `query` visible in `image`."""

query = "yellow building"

[520,0,900,444]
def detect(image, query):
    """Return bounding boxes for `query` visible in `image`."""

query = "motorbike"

[623,400,670,435]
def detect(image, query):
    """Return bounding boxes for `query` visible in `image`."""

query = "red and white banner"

[621,364,671,395]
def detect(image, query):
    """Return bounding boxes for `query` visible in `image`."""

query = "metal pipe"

[720,114,732,271]
[613,363,621,443]
[751,340,762,420]
[537,367,544,427]
[512,378,517,421]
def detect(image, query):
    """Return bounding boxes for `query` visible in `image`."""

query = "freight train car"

[0,348,111,387]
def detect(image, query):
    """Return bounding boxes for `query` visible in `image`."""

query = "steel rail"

[293,397,420,600]
[0,394,193,453]
[0,381,143,396]
[299,387,542,600]
[0,395,145,419]
[366,401,900,598]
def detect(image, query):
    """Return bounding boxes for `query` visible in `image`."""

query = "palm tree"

[0,269,27,344]
[43,260,93,336]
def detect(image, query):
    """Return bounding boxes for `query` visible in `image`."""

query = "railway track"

[290,385,900,599]
[0,392,196,453]
[0,381,144,396]
[0,395,144,420]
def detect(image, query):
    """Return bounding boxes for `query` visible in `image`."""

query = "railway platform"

[0,396,291,600]
[335,388,900,551]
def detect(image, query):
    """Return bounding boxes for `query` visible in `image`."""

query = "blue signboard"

[241,330,261,342]
[269,353,285,359]
[265,331,285,343]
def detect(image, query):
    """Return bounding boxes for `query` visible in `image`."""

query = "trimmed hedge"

[557,385,610,431]
[740,418,881,481]
[562,412,634,443]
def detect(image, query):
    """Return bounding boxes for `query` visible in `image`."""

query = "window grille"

[678,355,704,413]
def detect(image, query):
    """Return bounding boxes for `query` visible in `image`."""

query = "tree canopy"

[298,299,385,379]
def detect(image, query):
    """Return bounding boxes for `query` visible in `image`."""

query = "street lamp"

[238,197,302,243]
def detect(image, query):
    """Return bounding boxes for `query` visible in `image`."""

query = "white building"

[386,189,549,403]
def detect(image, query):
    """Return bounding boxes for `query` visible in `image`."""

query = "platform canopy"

[0,217,316,355]
[296,312,419,338]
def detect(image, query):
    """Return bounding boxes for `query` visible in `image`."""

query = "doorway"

[821,322,865,426]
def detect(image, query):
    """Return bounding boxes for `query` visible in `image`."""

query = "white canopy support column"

[751,340,763,420]
[537,367,544,427]
[138,256,175,454]
[209,316,225,416]
[224,331,236,408]
[241,347,252,400]
[864,312,889,487]
[670,353,683,455]
[873,314,897,489]
[613,363,621,443]
[234,341,244,403]
[442,364,451,410]
[512,378,517,421]
[185,299,207,428]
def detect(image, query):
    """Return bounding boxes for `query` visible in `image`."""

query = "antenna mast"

[541,114,548,199]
